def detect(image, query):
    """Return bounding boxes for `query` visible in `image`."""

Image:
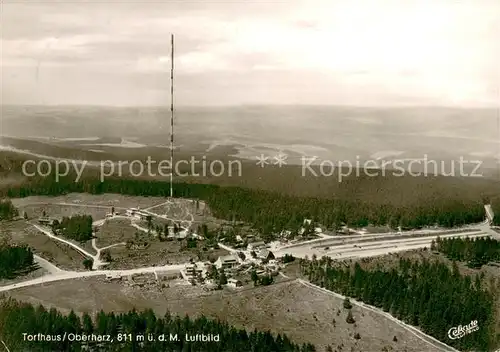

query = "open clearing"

[5,278,438,352]
[95,219,228,269]
[95,218,136,248]
[104,236,228,269]
[10,193,168,210]
[8,194,221,269]
[17,204,108,225]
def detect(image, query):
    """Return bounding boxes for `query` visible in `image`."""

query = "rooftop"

[258,249,271,258]
[218,255,237,262]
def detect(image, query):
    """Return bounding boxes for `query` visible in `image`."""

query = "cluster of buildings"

[125,208,152,221]
[178,239,282,289]
[180,261,245,289]
[247,241,266,251]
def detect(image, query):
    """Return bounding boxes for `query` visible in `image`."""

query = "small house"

[257,249,275,260]
[215,255,238,269]
[247,241,266,251]
[38,217,56,226]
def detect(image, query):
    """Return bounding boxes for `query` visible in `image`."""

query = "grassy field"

[95,218,228,269]
[11,193,167,211]
[1,220,88,271]
[12,202,102,256]
[95,218,136,248]
[15,203,108,222]
[5,195,228,269]
[5,278,438,352]
[104,237,228,269]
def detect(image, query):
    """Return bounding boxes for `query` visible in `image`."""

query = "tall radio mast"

[170,34,174,198]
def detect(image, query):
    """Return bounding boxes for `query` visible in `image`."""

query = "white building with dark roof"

[215,255,238,269]
[247,241,266,251]
[37,217,57,226]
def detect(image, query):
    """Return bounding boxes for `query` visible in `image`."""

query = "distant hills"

[1,105,499,174]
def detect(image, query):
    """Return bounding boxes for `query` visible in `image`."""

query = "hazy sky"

[1,0,499,106]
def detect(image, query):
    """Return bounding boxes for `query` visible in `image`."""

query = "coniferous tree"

[0,299,315,352]
[346,311,355,324]
[299,256,496,351]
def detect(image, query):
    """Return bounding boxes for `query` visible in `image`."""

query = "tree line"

[54,215,93,242]
[1,176,488,235]
[431,236,500,268]
[0,199,18,220]
[0,298,316,352]
[299,256,495,351]
[492,201,500,226]
[0,243,35,279]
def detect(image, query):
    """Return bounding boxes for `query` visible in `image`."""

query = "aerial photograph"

[1,0,499,351]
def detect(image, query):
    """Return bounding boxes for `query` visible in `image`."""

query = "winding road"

[0,198,495,352]
[32,224,105,270]
[0,199,198,294]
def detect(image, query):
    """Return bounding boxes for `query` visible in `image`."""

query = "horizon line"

[2,103,499,110]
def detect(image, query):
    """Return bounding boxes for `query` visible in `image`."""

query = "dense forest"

[0,243,35,279]
[0,299,316,352]
[492,203,500,226]
[0,199,18,220]
[299,257,496,351]
[54,215,93,242]
[1,175,489,234]
[432,236,500,268]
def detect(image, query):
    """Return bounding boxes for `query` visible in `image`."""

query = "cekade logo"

[447,320,479,340]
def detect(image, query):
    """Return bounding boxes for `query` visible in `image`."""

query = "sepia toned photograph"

[1,1,499,351]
